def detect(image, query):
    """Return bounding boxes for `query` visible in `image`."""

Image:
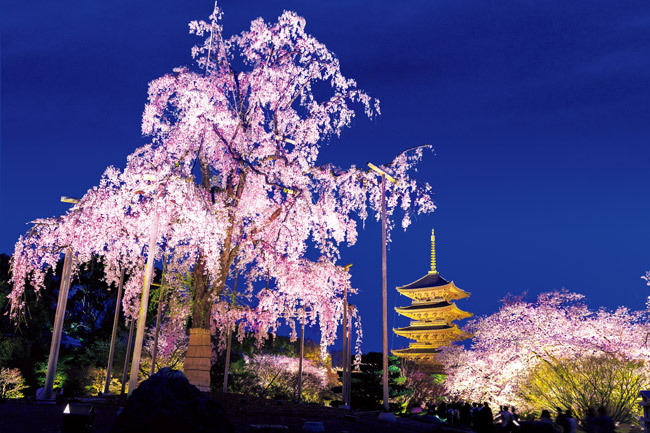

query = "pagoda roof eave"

[396,271,450,291]
[396,279,470,301]
[395,300,452,311]
[392,346,440,353]
[395,302,473,320]
[392,348,440,355]
[395,323,454,332]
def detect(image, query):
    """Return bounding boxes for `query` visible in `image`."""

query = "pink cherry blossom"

[438,290,650,408]
[9,4,435,361]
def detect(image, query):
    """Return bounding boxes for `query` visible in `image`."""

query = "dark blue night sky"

[2,1,650,353]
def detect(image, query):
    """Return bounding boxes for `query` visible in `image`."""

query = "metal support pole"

[297,308,305,402]
[342,285,348,406]
[44,247,74,400]
[121,318,135,395]
[128,214,159,395]
[346,305,352,406]
[381,174,389,412]
[104,268,125,394]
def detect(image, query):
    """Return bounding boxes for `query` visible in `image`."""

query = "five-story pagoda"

[392,229,471,363]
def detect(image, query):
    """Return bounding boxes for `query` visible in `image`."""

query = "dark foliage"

[343,352,406,411]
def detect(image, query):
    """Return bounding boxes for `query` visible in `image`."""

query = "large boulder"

[111,368,233,433]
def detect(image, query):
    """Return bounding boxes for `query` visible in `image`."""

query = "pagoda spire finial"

[430,229,438,274]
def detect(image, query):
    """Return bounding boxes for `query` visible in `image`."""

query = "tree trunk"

[183,155,240,392]
[190,253,213,328]
[184,253,213,392]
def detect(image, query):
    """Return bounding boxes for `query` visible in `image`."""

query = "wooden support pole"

[104,268,125,394]
[297,307,305,401]
[150,258,168,377]
[128,214,159,395]
[223,266,239,393]
[121,318,135,395]
[222,326,233,393]
[44,247,73,400]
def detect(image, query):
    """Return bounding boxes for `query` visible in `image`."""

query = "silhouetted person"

[556,408,568,433]
[512,407,520,423]
[511,407,520,430]
[437,402,448,422]
[495,406,513,433]
[480,402,495,433]
[540,410,559,433]
[472,403,481,430]
[595,407,615,433]
[448,402,460,425]
[564,409,577,433]
[585,408,598,433]
[461,402,473,427]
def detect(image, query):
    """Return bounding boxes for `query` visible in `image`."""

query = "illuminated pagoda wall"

[392,229,471,365]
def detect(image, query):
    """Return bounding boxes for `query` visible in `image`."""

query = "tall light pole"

[342,263,353,407]
[43,196,79,400]
[367,162,397,413]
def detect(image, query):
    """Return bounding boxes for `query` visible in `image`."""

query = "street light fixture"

[367,162,397,413]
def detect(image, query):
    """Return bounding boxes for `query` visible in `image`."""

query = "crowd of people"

[415,401,617,433]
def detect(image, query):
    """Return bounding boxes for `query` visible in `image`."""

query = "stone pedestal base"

[184,328,211,392]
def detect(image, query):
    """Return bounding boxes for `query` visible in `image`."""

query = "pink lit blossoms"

[438,291,650,408]
[9,4,435,374]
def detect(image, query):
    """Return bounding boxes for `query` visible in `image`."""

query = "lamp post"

[367,162,397,413]
[43,196,79,400]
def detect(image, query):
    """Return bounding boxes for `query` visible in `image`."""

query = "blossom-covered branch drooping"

[9,4,435,388]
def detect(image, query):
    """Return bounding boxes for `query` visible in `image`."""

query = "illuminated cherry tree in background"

[9,4,434,388]
[439,291,650,414]
[240,353,329,403]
